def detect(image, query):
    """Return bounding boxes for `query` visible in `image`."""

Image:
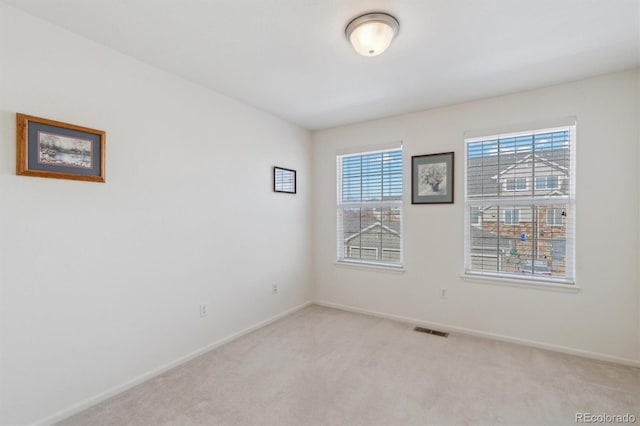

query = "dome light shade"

[345,12,399,57]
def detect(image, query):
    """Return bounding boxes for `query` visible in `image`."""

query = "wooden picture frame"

[16,113,106,183]
[273,166,296,194]
[412,152,454,204]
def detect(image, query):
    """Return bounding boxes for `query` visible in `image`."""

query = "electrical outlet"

[272,284,278,295]
[440,288,448,299]
[199,304,208,317]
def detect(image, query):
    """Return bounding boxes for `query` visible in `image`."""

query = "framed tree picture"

[412,152,454,204]
[16,113,106,183]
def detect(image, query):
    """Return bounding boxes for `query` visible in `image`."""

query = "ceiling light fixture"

[345,12,399,57]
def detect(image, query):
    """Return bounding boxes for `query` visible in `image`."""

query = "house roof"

[344,221,400,243]
[467,148,570,197]
[490,153,568,179]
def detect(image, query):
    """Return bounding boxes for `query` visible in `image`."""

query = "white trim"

[339,200,403,209]
[463,117,577,140]
[312,300,639,368]
[566,126,577,279]
[460,272,577,290]
[335,260,405,273]
[33,301,313,426]
[336,140,402,156]
[344,221,400,243]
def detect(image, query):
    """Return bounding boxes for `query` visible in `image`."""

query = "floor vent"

[414,326,449,338]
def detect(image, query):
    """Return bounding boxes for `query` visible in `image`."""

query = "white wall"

[0,3,312,424]
[312,69,640,365]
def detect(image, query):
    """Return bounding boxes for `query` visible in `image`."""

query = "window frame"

[504,177,528,191]
[503,208,520,225]
[535,175,560,190]
[464,124,576,286]
[470,206,482,226]
[336,146,404,269]
[546,208,563,226]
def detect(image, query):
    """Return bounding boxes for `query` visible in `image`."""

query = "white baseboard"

[34,301,313,426]
[313,300,640,369]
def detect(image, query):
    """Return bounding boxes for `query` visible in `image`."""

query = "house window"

[470,206,482,225]
[465,125,575,284]
[546,208,563,226]
[505,177,527,191]
[503,209,520,224]
[337,147,403,266]
[551,239,567,270]
[536,176,559,190]
[551,239,566,257]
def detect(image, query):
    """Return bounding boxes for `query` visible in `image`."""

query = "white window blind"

[337,147,403,266]
[464,125,575,284]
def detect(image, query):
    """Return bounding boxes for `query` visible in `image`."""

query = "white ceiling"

[3,0,640,130]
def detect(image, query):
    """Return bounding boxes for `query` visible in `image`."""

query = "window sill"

[460,272,580,292]
[336,260,405,274]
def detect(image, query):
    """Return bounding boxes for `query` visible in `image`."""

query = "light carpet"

[59,305,640,425]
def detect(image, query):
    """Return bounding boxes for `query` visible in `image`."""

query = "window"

[546,208,563,226]
[337,147,402,266]
[505,177,527,191]
[470,206,482,225]
[465,125,575,283]
[536,176,559,190]
[551,239,566,258]
[550,238,567,270]
[503,208,520,224]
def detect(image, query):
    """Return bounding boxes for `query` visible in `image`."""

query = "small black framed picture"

[412,152,454,204]
[273,166,296,194]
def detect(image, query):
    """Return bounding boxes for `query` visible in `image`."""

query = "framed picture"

[16,113,105,182]
[273,166,296,194]
[412,152,454,204]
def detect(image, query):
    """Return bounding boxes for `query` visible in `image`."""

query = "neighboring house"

[491,152,569,196]
[343,220,401,262]
[468,149,569,274]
